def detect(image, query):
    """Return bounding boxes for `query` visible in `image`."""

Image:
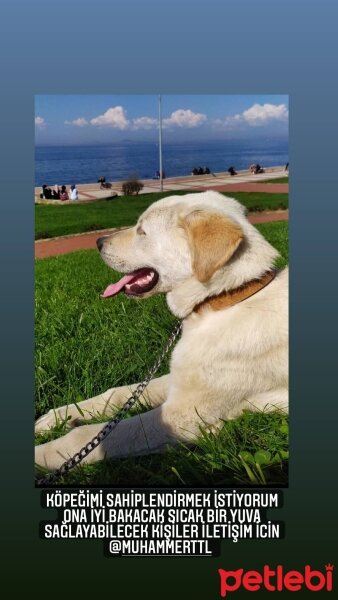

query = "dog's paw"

[35,405,80,434]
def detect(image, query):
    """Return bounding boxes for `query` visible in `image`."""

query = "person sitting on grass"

[40,185,53,200]
[52,185,60,200]
[70,184,78,201]
[60,185,69,201]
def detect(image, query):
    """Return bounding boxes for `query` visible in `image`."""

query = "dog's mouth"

[101,268,160,299]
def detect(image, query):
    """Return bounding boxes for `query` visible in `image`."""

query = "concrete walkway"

[35,166,288,203]
[35,166,288,259]
[35,210,288,259]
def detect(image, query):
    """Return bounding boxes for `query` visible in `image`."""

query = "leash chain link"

[35,321,182,487]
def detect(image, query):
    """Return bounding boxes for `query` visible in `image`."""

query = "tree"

[122,176,144,196]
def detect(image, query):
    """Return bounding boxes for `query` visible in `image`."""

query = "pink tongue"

[101,273,137,298]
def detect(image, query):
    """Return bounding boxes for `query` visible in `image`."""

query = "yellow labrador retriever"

[35,191,288,471]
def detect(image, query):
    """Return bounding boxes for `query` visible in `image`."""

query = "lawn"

[35,190,288,239]
[35,221,288,486]
[262,177,289,184]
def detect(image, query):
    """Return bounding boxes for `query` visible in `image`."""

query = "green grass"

[36,412,288,486]
[35,221,288,486]
[228,192,287,213]
[262,177,289,184]
[35,191,288,239]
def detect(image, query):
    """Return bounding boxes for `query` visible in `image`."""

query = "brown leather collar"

[193,269,278,314]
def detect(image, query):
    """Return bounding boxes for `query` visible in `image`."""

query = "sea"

[35,139,288,187]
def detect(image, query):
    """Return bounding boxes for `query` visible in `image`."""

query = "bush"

[122,177,144,196]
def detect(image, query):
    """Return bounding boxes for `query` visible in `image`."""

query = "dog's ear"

[181,210,244,283]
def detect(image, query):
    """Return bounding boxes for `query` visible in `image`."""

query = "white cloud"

[242,103,288,126]
[62,106,207,132]
[132,116,158,129]
[35,116,45,127]
[163,109,207,128]
[64,117,88,127]
[216,114,243,130]
[90,106,129,129]
[132,109,207,130]
[219,103,288,129]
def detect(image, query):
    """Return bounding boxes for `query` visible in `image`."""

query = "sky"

[35,95,288,146]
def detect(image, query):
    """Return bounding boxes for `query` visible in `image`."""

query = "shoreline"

[35,165,287,203]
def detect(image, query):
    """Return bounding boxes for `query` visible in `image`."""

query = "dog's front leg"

[35,401,197,472]
[35,374,170,433]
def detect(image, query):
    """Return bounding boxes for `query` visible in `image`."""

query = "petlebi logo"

[218,564,334,596]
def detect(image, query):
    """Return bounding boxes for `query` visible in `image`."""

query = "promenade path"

[35,167,288,258]
[35,166,288,202]
[35,209,288,259]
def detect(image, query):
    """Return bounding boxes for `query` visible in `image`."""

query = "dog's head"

[97,191,279,317]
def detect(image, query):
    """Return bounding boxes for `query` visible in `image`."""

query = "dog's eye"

[137,225,146,235]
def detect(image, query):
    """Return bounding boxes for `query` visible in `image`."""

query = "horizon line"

[36,137,288,148]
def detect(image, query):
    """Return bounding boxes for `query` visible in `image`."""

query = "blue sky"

[35,95,288,146]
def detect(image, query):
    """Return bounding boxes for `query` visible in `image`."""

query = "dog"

[35,191,288,472]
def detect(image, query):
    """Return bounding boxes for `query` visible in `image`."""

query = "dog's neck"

[166,219,280,319]
[192,269,278,315]
[166,264,279,318]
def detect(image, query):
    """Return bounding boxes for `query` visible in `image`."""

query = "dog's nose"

[96,237,105,251]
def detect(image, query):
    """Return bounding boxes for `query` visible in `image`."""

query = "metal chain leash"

[35,321,182,487]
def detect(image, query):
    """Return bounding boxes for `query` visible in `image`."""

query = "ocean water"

[35,139,288,187]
